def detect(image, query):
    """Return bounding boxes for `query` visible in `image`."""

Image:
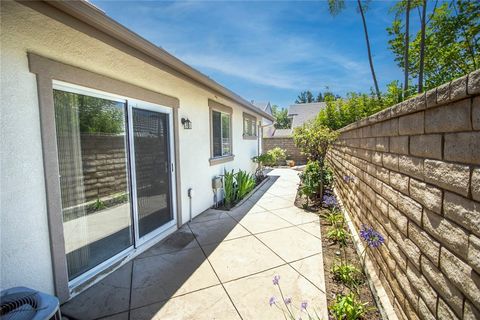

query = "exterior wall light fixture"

[181,117,192,129]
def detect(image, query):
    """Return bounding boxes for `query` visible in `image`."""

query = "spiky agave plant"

[236,170,255,201]
[223,169,236,207]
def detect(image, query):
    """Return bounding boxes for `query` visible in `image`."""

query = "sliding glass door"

[128,102,175,244]
[53,87,133,280]
[53,83,176,284]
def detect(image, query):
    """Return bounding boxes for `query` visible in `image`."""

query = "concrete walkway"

[62,168,328,320]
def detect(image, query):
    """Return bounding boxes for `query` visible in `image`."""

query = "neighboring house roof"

[251,101,272,116]
[24,0,274,121]
[288,102,326,128]
[272,128,293,138]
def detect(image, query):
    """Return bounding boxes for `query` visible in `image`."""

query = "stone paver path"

[62,168,328,320]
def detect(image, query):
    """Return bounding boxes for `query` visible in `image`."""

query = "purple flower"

[323,194,338,207]
[269,296,277,306]
[272,275,280,285]
[360,225,385,248]
[300,301,308,310]
[284,297,292,305]
[343,175,350,183]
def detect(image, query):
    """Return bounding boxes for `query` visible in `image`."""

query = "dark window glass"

[212,111,222,157]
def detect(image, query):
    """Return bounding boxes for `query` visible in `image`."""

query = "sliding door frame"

[28,53,182,302]
[127,100,177,247]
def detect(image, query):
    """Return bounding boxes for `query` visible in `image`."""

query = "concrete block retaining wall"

[262,137,307,164]
[328,70,480,320]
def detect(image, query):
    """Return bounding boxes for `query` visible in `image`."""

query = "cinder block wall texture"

[328,70,480,320]
[263,137,307,164]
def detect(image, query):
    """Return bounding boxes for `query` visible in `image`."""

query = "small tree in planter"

[293,119,338,165]
[293,119,337,200]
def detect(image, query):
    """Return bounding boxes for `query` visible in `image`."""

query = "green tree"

[292,118,338,164]
[387,0,479,91]
[295,90,315,103]
[316,91,387,130]
[271,105,291,129]
[316,90,340,102]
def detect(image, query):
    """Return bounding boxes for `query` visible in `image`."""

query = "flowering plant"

[359,225,385,248]
[322,194,338,208]
[359,225,385,268]
[268,275,323,320]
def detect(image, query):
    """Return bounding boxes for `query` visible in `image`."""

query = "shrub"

[267,147,287,165]
[329,292,371,320]
[322,165,334,187]
[252,152,276,168]
[292,119,337,163]
[298,173,318,207]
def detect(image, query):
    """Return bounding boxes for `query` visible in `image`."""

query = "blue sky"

[92,0,403,108]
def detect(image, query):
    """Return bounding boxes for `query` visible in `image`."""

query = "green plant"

[329,292,371,320]
[300,160,323,200]
[298,173,318,207]
[267,147,287,165]
[322,164,334,187]
[332,263,363,288]
[252,152,276,170]
[93,198,106,211]
[327,225,349,246]
[236,170,255,200]
[223,169,236,207]
[293,120,338,163]
[322,210,344,226]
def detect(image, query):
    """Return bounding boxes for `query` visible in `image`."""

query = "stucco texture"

[1,1,259,294]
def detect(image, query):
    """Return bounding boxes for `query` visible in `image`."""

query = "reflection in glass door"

[129,104,175,243]
[53,87,133,281]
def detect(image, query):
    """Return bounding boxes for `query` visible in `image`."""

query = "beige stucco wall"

[0,1,259,294]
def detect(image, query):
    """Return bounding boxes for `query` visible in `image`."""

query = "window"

[212,110,231,157]
[209,100,234,165]
[243,113,257,139]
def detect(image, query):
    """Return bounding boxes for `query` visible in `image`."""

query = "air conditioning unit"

[0,287,61,320]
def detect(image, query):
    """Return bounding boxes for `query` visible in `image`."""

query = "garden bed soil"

[294,193,381,319]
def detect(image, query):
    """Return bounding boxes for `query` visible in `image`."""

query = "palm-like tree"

[404,0,411,97]
[418,0,427,92]
[328,0,381,100]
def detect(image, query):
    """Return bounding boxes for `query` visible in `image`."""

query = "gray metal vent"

[0,287,60,320]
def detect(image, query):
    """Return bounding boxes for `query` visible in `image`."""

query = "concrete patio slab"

[129,285,240,320]
[188,215,250,246]
[224,264,327,319]
[290,253,327,292]
[257,227,323,262]
[272,206,320,225]
[135,225,198,259]
[202,235,284,282]
[60,169,327,320]
[255,196,294,211]
[61,262,132,319]
[130,247,220,308]
[298,220,323,239]
[237,211,293,234]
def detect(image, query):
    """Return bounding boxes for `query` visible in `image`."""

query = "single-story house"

[288,102,326,128]
[263,102,325,163]
[251,101,275,139]
[0,0,274,303]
